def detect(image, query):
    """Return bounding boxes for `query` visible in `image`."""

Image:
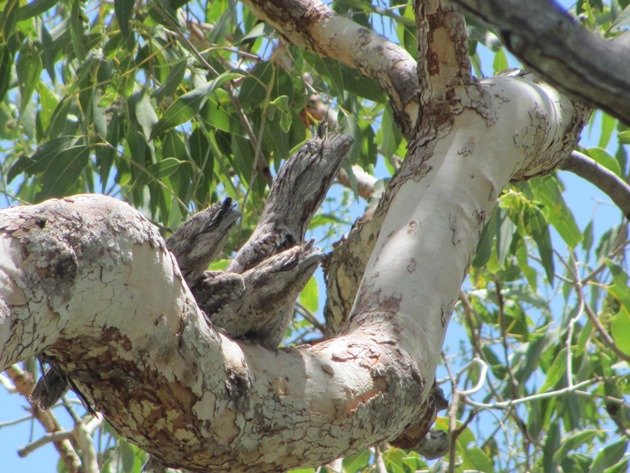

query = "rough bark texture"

[452,0,630,125]
[0,0,595,471]
[0,194,433,471]
[244,0,420,138]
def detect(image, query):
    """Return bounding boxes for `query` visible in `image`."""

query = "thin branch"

[4,366,81,473]
[375,445,387,473]
[456,358,488,396]
[243,0,420,137]
[583,300,630,363]
[463,377,601,409]
[0,414,35,428]
[336,165,378,201]
[566,253,630,363]
[561,150,630,219]
[494,280,519,397]
[580,235,629,286]
[18,431,74,457]
[451,0,630,124]
[0,372,15,391]
[296,302,327,335]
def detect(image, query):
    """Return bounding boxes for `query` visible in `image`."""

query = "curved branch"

[243,0,420,137]
[337,165,378,201]
[0,195,432,472]
[451,0,630,125]
[561,151,630,219]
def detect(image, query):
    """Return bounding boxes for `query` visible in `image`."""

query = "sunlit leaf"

[299,276,318,313]
[585,147,622,176]
[16,0,57,21]
[619,130,630,144]
[493,48,508,73]
[553,430,602,463]
[531,176,581,248]
[16,41,42,113]
[540,348,568,391]
[342,448,371,473]
[37,145,89,200]
[613,305,630,353]
[152,58,187,100]
[151,71,241,139]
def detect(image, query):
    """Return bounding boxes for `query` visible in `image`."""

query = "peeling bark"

[244,0,420,137]
[452,0,630,125]
[0,73,586,471]
[0,1,596,470]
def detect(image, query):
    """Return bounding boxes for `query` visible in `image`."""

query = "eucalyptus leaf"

[151,71,241,139]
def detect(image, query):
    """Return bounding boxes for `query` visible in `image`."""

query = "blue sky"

[1,1,627,472]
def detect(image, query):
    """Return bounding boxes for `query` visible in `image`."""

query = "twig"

[456,358,489,396]
[375,444,387,473]
[336,165,378,201]
[0,414,35,429]
[494,280,519,397]
[295,302,327,335]
[569,254,630,362]
[4,365,81,472]
[0,372,16,391]
[580,232,629,286]
[463,377,601,409]
[18,431,74,457]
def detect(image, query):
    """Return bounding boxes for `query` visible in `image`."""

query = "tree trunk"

[0,69,586,470]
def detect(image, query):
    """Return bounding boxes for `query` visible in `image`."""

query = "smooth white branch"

[0,71,586,471]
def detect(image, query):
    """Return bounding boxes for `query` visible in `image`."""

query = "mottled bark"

[244,0,420,138]
[451,0,630,125]
[0,0,599,471]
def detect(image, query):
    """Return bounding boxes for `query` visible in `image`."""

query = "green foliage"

[0,1,628,473]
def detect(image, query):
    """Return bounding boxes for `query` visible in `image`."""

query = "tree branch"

[561,150,630,219]
[337,165,378,201]
[0,195,433,472]
[243,0,420,137]
[5,366,81,473]
[414,0,472,102]
[451,0,630,125]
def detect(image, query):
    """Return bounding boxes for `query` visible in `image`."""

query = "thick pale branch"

[451,0,630,125]
[324,210,385,335]
[561,150,630,219]
[243,0,420,137]
[350,75,584,372]
[0,195,432,472]
[32,198,241,410]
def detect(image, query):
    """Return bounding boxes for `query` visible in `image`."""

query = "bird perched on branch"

[299,94,338,128]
